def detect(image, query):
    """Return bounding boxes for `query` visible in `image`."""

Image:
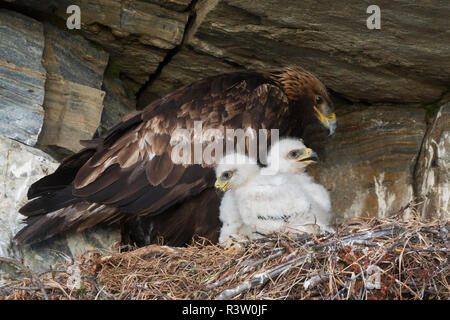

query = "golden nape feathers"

[268,67,329,101]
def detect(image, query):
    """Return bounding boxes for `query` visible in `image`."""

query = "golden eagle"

[14,67,336,246]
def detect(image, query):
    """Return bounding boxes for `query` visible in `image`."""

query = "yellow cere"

[313,106,336,123]
[214,179,230,192]
[296,148,312,163]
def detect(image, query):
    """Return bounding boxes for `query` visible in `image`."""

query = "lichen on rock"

[0,136,120,277]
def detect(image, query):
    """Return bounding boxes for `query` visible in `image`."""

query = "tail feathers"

[14,213,68,245]
[14,202,121,245]
[27,148,95,199]
[19,187,79,217]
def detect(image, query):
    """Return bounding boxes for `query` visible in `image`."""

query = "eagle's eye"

[287,149,304,159]
[221,171,233,180]
[315,96,323,105]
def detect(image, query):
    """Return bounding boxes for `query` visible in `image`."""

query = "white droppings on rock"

[342,188,369,220]
[0,136,58,258]
[374,173,396,218]
[415,103,450,219]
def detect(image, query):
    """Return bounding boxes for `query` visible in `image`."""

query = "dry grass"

[1,209,448,300]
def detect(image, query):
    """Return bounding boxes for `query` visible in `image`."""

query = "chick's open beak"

[313,106,337,136]
[214,180,230,195]
[296,148,319,164]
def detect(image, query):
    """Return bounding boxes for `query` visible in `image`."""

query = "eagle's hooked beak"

[296,148,319,164]
[214,179,230,195]
[313,106,337,136]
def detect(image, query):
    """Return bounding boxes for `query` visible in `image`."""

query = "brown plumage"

[15,68,336,246]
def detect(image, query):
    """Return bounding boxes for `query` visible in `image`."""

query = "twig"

[132,284,172,300]
[207,250,285,289]
[82,275,116,300]
[0,257,49,300]
[215,254,309,300]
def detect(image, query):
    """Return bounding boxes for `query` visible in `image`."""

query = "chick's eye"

[315,96,323,104]
[222,172,231,180]
[287,150,302,159]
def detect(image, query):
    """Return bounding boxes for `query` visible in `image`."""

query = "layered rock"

[36,24,108,159]
[0,10,45,146]
[415,103,450,219]
[4,0,449,105]
[308,106,427,221]
[97,74,136,136]
[4,0,191,90]
[144,0,450,104]
[0,136,120,276]
[137,46,240,106]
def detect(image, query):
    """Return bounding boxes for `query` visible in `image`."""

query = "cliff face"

[143,0,450,104]
[0,0,448,272]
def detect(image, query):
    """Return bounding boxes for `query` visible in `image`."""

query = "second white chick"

[262,137,333,233]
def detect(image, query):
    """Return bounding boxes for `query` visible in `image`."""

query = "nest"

[1,209,448,300]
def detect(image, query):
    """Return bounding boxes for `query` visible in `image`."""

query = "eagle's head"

[214,153,259,193]
[269,67,337,137]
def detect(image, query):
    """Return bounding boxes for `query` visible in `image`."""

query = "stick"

[0,257,49,300]
[215,254,309,300]
[207,250,285,289]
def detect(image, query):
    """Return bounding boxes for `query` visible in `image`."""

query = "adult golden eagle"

[15,67,336,246]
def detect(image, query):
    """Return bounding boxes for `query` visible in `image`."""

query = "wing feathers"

[161,164,186,188]
[73,164,123,197]
[146,152,174,186]
[117,141,140,168]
